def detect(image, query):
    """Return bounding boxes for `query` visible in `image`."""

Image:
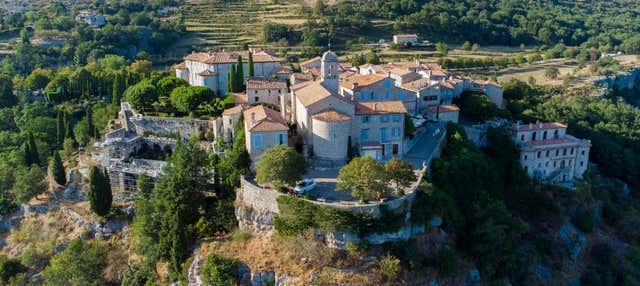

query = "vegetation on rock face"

[200,253,239,286]
[256,145,307,190]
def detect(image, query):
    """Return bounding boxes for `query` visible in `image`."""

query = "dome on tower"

[321,50,338,62]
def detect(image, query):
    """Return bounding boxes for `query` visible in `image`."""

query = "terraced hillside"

[178,0,307,53]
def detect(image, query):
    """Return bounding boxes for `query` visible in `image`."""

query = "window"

[392,127,401,137]
[255,90,258,94]
[278,133,286,145]
[369,92,374,100]
[521,135,525,141]
[563,149,567,156]
[570,148,574,155]
[556,149,559,156]
[361,116,370,123]
[524,155,528,160]
[392,115,401,122]
[532,132,537,141]
[360,129,369,140]
[554,130,559,138]
[546,150,550,157]
[254,96,259,102]
[381,128,388,141]
[580,161,584,167]
[543,131,548,140]
[380,115,389,123]
[254,135,263,148]
[582,150,585,155]
[537,151,541,158]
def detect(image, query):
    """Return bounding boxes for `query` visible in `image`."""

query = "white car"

[294,179,316,195]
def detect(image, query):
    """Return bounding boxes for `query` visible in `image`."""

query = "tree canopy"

[337,156,389,201]
[256,145,307,189]
[123,80,159,112]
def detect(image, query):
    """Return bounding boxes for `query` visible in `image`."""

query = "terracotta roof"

[429,69,448,77]
[300,57,321,67]
[175,62,186,69]
[233,93,247,104]
[243,105,288,132]
[292,73,315,85]
[312,109,351,122]
[439,80,454,89]
[294,81,340,107]
[355,101,407,115]
[427,104,459,113]
[402,78,430,91]
[272,66,293,74]
[339,74,386,90]
[222,105,246,116]
[402,72,423,82]
[197,70,216,76]
[246,77,288,90]
[515,122,567,131]
[185,50,280,64]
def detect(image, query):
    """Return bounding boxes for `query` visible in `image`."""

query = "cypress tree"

[23,142,31,166]
[56,110,64,148]
[27,132,40,166]
[112,72,123,105]
[235,55,244,91]
[248,51,254,77]
[86,105,95,138]
[50,151,66,185]
[229,65,237,93]
[64,112,77,147]
[89,166,112,217]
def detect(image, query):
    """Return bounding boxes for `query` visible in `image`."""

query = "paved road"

[405,122,446,168]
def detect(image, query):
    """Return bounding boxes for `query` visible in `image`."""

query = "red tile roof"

[355,101,407,115]
[312,109,351,122]
[246,77,288,90]
[515,122,567,131]
[185,50,280,64]
[243,105,288,132]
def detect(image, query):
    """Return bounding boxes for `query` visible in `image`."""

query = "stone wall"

[130,116,216,140]
[592,67,640,90]
[235,167,427,246]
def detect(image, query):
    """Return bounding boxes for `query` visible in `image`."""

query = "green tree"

[123,80,159,112]
[544,67,560,79]
[170,86,214,114]
[217,118,251,190]
[112,71,125,105]
[235,55,244,92]
[200,253,239,286]
[12,165,46,204]
[0,74,17,108]
[49,151,66,186]
[25,132,40,166]
[43,239,107,286]
[56,110,65,148]
[137,173,153,197]
[256,145,307,189]
[404,114,415,139]
[0,255,25,284]
[458,92,498,121]
[88,166,112,217]
[337,156,389,201]
[158,76,188,97]
[24,68,52,90]
[384,158,416,194]
[435,42,449,56]
[247,51,255,77]
[461,41,471,51]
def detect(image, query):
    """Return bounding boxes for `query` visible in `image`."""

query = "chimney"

[373,103,378,111]
[386,71,391,78]
[251,112,256,124]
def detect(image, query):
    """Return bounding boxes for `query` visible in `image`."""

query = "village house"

[426,105,460,123]
[176,49,282,96]
[512,122,591,184]
[393,34,418,45]
[245,77,288,111]
[243,105,289,162]
[75,10,106,27]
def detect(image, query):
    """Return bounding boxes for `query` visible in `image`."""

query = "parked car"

[294,179,316,195]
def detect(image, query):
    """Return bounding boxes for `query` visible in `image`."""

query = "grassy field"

[175,0,307,55]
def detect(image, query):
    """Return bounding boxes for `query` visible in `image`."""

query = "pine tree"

[27,132,40,166]
[247,51,254,77]
[50,151,66,185]
[235,55,244,91]
[56,110,65,148]
[89,166,112,217]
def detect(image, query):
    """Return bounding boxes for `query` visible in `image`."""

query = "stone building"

[176,49,281,96]
[512,122,591,184]
[393,34,418,44]
[339,73,416,113]
[75,10,105,27]
[243,105,289,162]
[246,77,288,110]
[426,105,460,123]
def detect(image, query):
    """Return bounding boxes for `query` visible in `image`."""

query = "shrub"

[0,255,25,284]
[379,254,401,282]
[572,209,595,233]
[200,253,239,286]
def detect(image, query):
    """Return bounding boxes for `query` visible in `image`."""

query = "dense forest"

[294,0,640,52]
